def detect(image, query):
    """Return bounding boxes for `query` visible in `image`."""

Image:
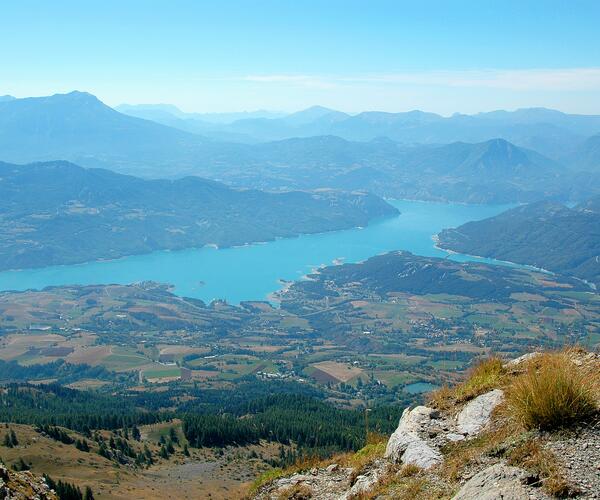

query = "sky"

[1,0,600,115]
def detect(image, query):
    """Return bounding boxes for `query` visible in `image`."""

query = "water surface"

[404,382,440,394]
[0,200,512,303]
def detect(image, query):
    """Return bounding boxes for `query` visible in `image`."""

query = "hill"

[192,136,597,204]
[0,161,397,270]
[0,91,215,177]
[437,197,600,287]
[565,134,600,172]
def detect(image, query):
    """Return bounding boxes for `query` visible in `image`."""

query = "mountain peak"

[52,90,103,103]
[283,105,345,126]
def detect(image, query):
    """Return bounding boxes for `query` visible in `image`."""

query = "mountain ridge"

[437,197,600,287]
[2,91,599,203]
[0,160,398,271]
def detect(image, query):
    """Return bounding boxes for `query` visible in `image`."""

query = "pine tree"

[83,486,94,500]
[9,429,18,447]
[166,440,175,454]
[169,426,178,444]
[183,443,190,457]
[131,425,141,441]
[13,457,29,471]
[3,433,12,448]
[143,444,153,464]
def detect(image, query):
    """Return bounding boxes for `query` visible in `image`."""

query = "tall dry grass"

[507,351,598,431]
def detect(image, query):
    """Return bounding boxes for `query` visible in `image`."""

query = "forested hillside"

[437,198,600,287]
[0,161,397,270]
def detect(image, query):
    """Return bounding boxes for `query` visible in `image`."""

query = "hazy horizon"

[5,90,600,118]
[3,0,600,114]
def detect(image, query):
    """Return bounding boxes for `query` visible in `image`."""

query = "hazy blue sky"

[2,0,600,114]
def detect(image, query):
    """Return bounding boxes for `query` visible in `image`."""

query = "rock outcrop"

[385,390,504,470]
[452,463,533,500]
[0,464,57,500]
[253,350,599,500]
[384,406,443,469]
[456,389,504,436]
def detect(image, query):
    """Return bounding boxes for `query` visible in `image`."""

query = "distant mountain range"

[0,161,397,270]
[1,91,599,203]
[116,103,285,124]
[189,136,600,203]
[437,197,600,288]
[564,134,600,171]
[0,91,215,177]
[115,103,286,142]
[118,101,600,162]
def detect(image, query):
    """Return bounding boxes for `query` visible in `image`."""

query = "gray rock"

[446,432,466,442]
[384,406,443,469]
[401,440,443,469]
[346,472,380,498]
[325,463,339,473]
[457,389,504,436]
[344,461,389,499]
[504,352,540,368]
[452,463,530,500]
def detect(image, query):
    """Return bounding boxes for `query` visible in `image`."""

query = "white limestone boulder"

[452,463,531,499]
[504,352,540,368]
[401,440,443,469]
[384,406,443,469]
[457,389,504,436]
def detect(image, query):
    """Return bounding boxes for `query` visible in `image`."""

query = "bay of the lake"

[0,200,513,303]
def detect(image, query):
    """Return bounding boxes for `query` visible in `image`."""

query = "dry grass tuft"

[507,352,598,431]
[397,463,422,478]
[429,356,505,411]
[248,455,325,495]
[249,436,388,497]
[249,467,286,495]
[350,468,449,500]
[507,438,575,497]
[347,441,387,484]
[277,483,313,500]
[370,476,450,500]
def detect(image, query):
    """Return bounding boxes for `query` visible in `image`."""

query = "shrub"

[507,352,597,431]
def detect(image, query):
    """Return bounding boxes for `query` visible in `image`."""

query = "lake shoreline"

[0,200,517,304]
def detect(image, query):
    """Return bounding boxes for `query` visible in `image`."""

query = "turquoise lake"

[0,200,513,304]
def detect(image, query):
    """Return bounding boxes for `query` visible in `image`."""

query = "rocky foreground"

[0,463,57,499]
[253,350,600,499]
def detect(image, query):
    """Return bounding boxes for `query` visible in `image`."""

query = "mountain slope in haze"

[0,161,397,271]
[117,103,285,124]
[2,91,599,203]
[193,136,598,204]
[0,91,215,176]
[295,107,600,156]
[437,198,600,287]
[129,102,600,158]
[115,103,268,142]
[565,134,600,172]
